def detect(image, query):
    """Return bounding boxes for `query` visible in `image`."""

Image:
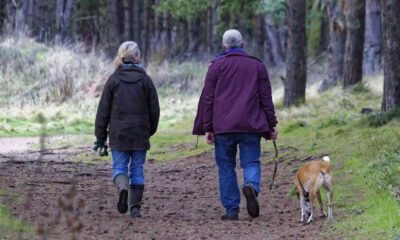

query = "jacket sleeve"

[95,77,114,141]
[203,61,219,132]
[258,63,278,128]
[146,76,160,136]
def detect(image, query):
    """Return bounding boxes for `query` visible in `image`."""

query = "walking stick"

[269,140,278,190]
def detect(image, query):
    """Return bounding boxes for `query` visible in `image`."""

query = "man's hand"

[271,127,278,140]
[205,132,215,145]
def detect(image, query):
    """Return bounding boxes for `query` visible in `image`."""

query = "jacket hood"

[115,65,146,83]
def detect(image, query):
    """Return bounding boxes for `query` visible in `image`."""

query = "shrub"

[364,108,400,127]
[283,119,310,133]
[369,148,400,199]
[317,112,356,129]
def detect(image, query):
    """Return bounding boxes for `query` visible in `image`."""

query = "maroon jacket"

[193,50,277,136]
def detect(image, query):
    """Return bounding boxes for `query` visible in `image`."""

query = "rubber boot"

[114,174,129,214]
[129,184,144,218]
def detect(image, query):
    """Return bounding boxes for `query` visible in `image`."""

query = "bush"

[317,112,356,129]
[364,108,400,127]
[284,119,309,133]
[369,148,400,199]
[0,36,112,105]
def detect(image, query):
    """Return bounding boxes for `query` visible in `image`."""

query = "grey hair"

[114,41,141,69]
[222,29,243,49]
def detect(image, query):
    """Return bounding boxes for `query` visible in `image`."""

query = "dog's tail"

[297,175,309,199]
[323,156,330,163]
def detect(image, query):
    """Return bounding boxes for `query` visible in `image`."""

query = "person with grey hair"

[94,41,160,218]
[193,29,278,220]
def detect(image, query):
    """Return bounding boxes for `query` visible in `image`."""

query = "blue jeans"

[215,133,261,213]
[112,150,147,185]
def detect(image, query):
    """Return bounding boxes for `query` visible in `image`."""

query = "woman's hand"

[205,132,215,145]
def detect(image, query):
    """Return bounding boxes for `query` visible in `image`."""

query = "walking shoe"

[221,211,239,220]
[130,184,144,218]
[114,174,129,214]
[242,183,260,218]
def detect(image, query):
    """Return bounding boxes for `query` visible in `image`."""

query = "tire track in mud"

[0,146,332,240]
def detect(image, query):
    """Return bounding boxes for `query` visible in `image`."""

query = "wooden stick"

[269,140,279,190]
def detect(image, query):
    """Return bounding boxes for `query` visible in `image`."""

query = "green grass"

[276,99,400,239]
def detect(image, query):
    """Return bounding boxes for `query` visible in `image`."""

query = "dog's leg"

[300,197,305,223]
[327,188,333,220]
[316,190,326,217]
[307,192,315,223]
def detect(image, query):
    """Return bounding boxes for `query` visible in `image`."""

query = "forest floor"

[0,137,332,240]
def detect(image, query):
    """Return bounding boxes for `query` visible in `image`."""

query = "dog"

[295,156,333,223]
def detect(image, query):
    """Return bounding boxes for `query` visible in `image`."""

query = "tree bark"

[211,0,219,53]
[126,0,134,40]
[363,0,381,74]
[381,0,400,111]
[343,0,366,88]
[186,17,199,58]
[265,13,285,67]
[141,0,150,64]
[36,0,52,42]
[319,6,330,54]
[254,16,265,61]
[279,10,288,60]
[284,0,307,107]
[206,5,212,54]
[153,0,160,45]
[105,0,119,55]
[56,0,74,44]
[319,0,347,92]
[160,9,171,58]
[133,0,141,46]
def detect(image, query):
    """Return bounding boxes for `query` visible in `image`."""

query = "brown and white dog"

[295,156,333,223]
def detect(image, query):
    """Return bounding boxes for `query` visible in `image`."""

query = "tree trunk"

[279,10,288,60]
[319,0,347,92]
[265,13,285,67]
[126,0,134,40]
[36,0,52,42]
[206,6,212,54]
[0,0,8,33]
[211,0,219,53]
[363,0,381,74]
[141,0,150,64]
[116,0,124,40]
[105,0,119,55]
[186,17,199,58]
[133,0,141,46]
[381,0,400,111]
[284,0,307,107]
[160,9,171,58]
[254,16,265,61]
[56,0,74,44]
[153,0,160,47]
[319,6,330,54]
[343,0,366,88]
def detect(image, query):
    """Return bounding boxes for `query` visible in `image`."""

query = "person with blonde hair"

[94,41,160,218]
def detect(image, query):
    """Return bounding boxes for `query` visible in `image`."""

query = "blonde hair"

[114,41,141,69]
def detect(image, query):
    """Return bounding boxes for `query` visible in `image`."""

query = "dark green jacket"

[95,65,160,151]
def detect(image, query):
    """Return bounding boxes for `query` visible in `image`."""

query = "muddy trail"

[0,142,330,240]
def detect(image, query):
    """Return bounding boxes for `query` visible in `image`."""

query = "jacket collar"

[215,49,247,58]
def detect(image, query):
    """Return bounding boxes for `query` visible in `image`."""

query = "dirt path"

[0,141,330,240]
